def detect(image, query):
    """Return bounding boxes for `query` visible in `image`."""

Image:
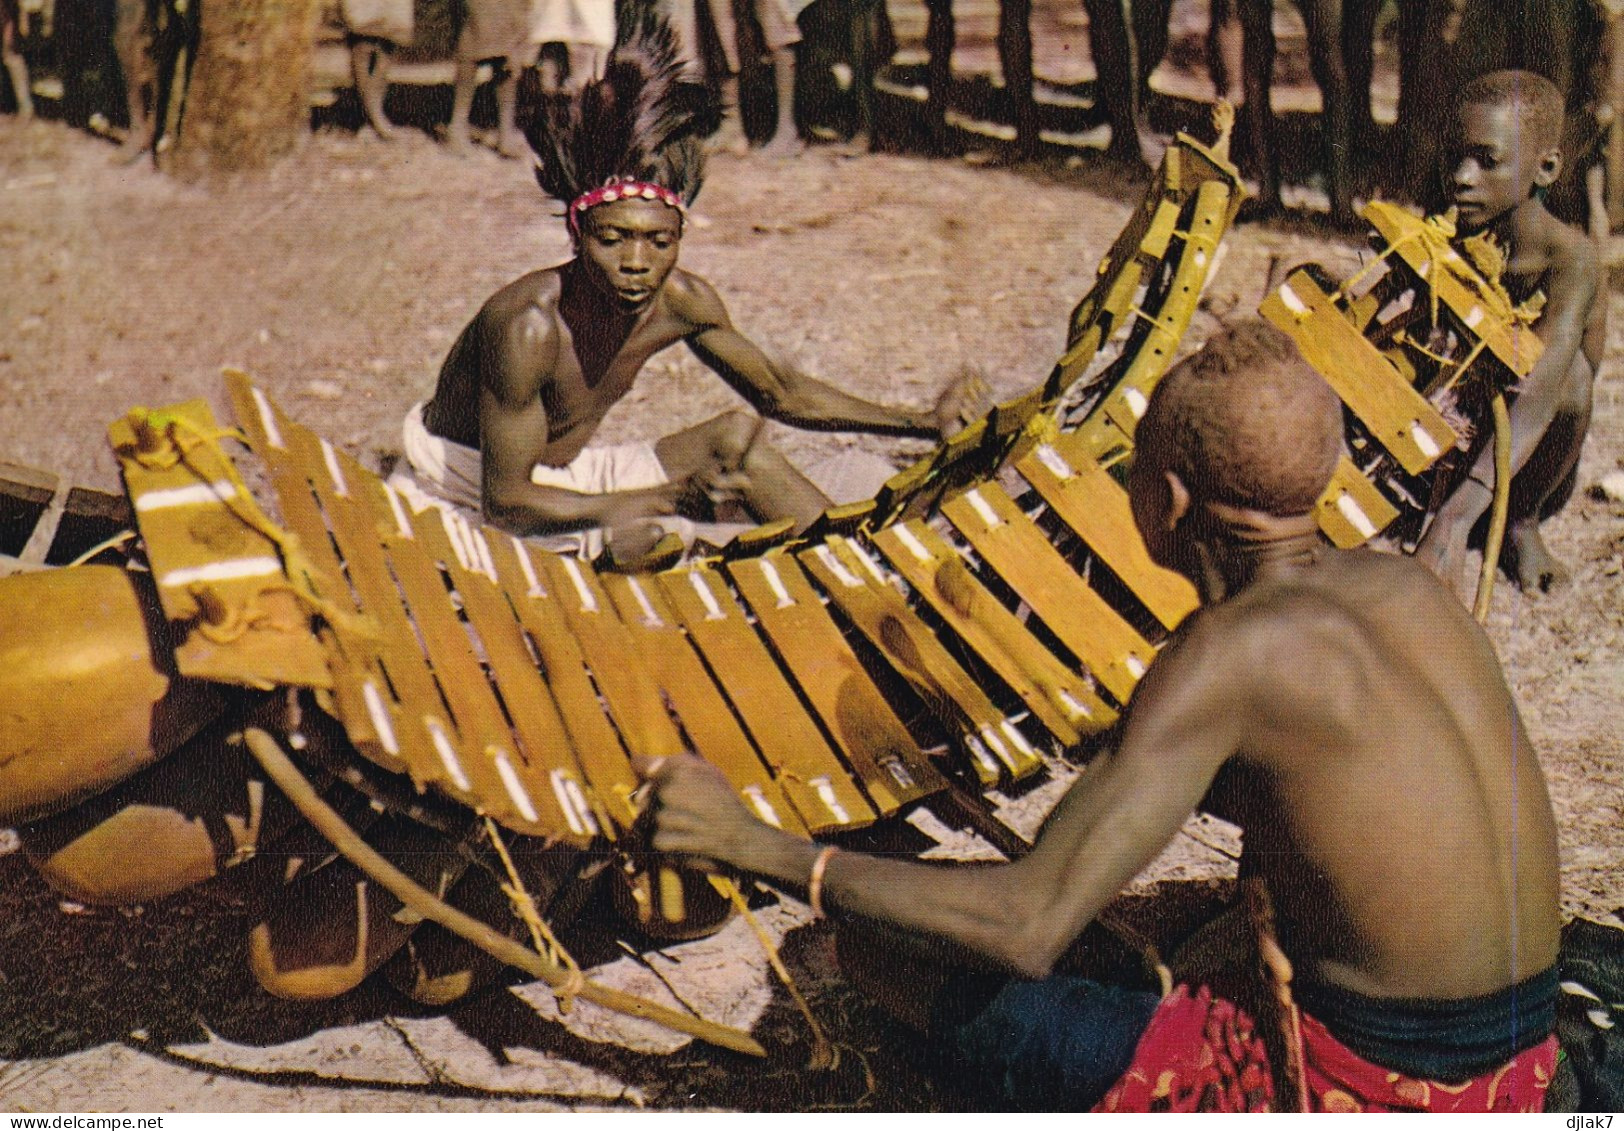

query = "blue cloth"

[932,974,1162,1111]
[1295,965,1559,1083]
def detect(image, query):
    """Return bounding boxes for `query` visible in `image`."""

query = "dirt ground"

[0,0,1621,1111]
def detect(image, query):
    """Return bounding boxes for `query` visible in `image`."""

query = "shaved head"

[1139,319,1343,517]
[1459,70,1566,155]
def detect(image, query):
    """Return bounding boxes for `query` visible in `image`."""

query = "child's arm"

[1416,226,1599,575]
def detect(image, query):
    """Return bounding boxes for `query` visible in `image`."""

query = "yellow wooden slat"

[1315,457,1402,549]
[657,565,876,834]
[298,444,457,789]
[941,482,1148,707]
[797,536,1043,784]
[592,569,809,838]
[225,378,400,768]
[1098,181,1234,446]
[487,532,685,776]
[1021,438,1200,631]
[1262,268,1458,476]
[1364,204,1544,379]
[367,491,578,839]
[413,507,625,834]
[871,519,1113,744]
[726,552,944,814]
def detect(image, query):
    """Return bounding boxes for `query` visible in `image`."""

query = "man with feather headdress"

[396,7,985,560]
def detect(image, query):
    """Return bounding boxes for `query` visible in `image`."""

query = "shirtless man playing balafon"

[1416,70,1606,597]
[397,11,983,560]
[642,320,1562,1112]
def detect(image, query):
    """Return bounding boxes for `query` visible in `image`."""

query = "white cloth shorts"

[391,400,693,560]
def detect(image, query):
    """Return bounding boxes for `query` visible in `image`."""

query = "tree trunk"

[166,0,320,179]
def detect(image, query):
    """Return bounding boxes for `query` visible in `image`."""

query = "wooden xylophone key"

[249,810,478,1002]
[252,399,587,843]
[487,535,689,779]
[657,563,878,833]
[225,373,350,596]
[588,567,809,837]
[1018,436,1199,633]
[940,481,1151,706]
[109,398,331,689]
[295,440,454,785]
[412,504,634,834]
[1056,186,1182,384]
[226,380,412,776]
[905,418,991,524]
[797,535,1044,785]
[987,387,1047,453]
[44,485,132,567]
[726,551,945,815]
[1262,266,1458,477]
[870,518,1114,747]
[720,516,797,560]
[873,457,934,531]
[348,470,593,843]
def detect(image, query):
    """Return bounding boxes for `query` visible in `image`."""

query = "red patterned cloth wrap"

[1092,985,1275,1112]
[1297,1011,1558,1112]
[567,181,685,236]
[1093,984,1559,1112]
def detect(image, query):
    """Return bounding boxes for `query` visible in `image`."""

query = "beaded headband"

[567,180,686,237]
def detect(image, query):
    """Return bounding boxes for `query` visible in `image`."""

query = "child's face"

[1446,100,1558,232]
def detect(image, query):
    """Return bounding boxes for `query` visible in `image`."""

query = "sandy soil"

[0,1,1621,1110]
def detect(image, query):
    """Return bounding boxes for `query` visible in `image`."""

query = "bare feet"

[1508,521,1570,593]
[757,131,805,159]
[706,115,750,156]
[112,134,151,166]
[495,129,525,160]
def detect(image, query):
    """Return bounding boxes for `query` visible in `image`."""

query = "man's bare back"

[1194,547,1559,1000]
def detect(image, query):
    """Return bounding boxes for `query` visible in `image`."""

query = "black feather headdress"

[526,2,720,220]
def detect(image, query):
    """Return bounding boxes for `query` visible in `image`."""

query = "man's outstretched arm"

[675,274,988,440]
[645,613,1242,978]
